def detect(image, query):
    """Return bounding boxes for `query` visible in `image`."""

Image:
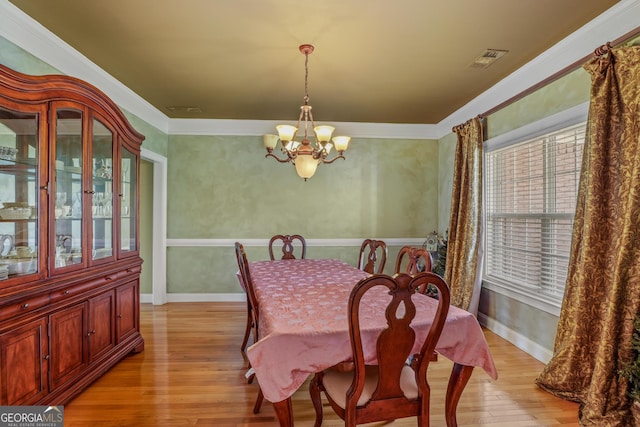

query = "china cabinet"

[0,64,144,405]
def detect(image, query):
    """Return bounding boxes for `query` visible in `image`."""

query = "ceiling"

[8,0,620,125]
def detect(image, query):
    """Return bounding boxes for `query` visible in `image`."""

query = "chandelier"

[263,44,350,180]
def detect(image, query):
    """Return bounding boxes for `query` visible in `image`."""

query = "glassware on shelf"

[92,192,101,217]
[121,159,130,182]
[103,192,112,217]
[55,192,68,218]
[0,235,13,257]
[55,192,66,208]
[72,192,82,217]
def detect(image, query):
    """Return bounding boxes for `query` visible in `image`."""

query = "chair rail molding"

[166,238,427,247]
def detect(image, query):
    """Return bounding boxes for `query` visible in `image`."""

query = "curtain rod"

[479,25,640,119]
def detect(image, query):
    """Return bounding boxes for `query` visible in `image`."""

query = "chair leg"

[309,373,324,427]
[253,387,264,414]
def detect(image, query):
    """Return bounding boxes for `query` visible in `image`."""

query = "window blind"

[484,123,585,302]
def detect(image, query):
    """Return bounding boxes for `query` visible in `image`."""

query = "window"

[484,118,586,312]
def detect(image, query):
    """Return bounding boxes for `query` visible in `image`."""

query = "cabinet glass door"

[0,106,39,278]
[120,147,137,254]
[91,119,114,261]
[54,108,83,269]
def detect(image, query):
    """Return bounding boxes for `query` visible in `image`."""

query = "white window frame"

[482,102,588,316]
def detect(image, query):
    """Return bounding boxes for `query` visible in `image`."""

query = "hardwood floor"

[64,302,580,426]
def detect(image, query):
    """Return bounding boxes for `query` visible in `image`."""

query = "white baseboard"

[477,312,553,364]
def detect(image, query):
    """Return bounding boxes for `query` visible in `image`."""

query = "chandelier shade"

[263,44,350,180]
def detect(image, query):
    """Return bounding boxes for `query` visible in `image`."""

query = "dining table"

[244,258,498,427]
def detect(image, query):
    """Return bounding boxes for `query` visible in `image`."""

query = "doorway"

[140,149,167,305]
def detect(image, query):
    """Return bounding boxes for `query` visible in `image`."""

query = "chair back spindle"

[358,239,387,274]
[268,234,307,260]
[394,246,432,276]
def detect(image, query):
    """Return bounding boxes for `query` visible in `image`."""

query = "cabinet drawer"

[0,294,50,323]
[50,281,98,303]
[108,266,141,282]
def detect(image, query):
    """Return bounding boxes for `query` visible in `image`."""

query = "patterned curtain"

[536,46,640,426]
[446,117,483,315]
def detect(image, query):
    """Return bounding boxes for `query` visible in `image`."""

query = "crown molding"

[2,0,639,140]
[167,119,440,139]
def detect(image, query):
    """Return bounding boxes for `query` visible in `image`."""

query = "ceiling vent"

[470,49,508,69]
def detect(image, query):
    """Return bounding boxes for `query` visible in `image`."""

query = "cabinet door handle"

[117,314,123,318]
[87,330,96,336]
[105,276,113,280]
[21,303,29,309]
[63,290,69,295]
[40,185,48,191]
[44,355,50,360]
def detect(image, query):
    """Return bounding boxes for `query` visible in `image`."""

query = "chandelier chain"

[304,51,310,105]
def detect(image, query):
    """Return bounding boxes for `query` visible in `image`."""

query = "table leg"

[444,363,474,427]
[272,398,294,427]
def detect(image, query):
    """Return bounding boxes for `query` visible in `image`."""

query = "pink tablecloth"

[246,259,498,403]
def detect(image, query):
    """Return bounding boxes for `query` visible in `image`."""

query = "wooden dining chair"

[268,234,307,260]
[394,246,433,276]
[357,239,387,274]
[395,245,440,326]
[234,242,265,414]
[309,272,450,427]
[235,242,257,355]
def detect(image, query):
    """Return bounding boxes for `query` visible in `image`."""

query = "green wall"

[487,68,590,139]
[167,135,438,239]
[0,35,58,75]
[125,111,168,157]
[166,134,439,294]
